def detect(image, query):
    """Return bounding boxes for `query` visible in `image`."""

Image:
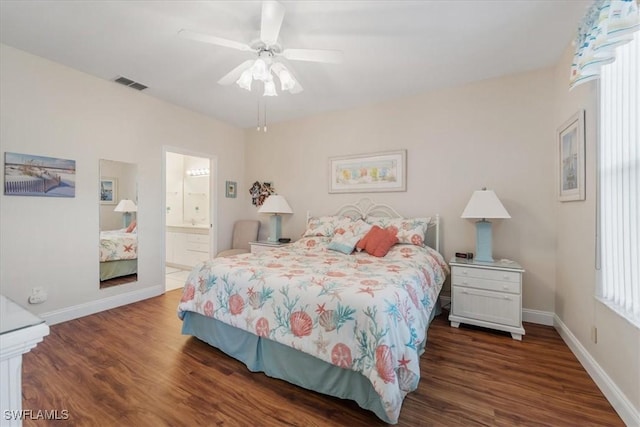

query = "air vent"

[114,76,148,91]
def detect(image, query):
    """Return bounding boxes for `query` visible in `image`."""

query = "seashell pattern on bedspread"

[177,236,449,423]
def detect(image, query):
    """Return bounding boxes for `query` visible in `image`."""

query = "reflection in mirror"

[99,159,138,289]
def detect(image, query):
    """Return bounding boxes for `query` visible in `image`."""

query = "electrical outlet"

[591,326,598,344]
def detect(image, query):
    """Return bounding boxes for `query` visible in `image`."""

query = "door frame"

[162,146,218,291]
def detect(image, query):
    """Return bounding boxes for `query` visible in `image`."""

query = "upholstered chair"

[216,220,260,257]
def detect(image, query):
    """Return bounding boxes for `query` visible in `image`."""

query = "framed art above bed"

[177,199,448,424]
[328,150,406,193]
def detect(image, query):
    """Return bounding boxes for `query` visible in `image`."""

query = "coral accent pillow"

[356,225,398,257]
[126,220,137,233]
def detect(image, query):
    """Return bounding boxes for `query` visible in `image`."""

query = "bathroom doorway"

[163,147,216,291]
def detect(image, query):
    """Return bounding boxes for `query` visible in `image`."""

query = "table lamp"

[114,199,137,228]
[461,188,510,262]
[258,195,293,242]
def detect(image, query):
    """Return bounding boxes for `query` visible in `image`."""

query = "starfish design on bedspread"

[398,355,410,368]
[123,244,134,252]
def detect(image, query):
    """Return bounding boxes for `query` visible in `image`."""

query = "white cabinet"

[448,258,525,340]
[166,227,210,268]
[1,295,49,427]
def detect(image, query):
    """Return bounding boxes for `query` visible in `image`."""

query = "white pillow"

[327,219,372,254]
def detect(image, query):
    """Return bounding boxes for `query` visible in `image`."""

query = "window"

[598,31,640,328]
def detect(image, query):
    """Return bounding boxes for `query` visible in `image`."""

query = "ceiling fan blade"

[260,1,286,46]
[217,60,254,85]
[281,48,344,64]
[178,29,253,52]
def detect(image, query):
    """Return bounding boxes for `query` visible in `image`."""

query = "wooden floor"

[22,290,623,426]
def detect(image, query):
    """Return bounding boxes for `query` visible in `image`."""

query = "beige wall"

[0,44,246,315]
[245,68,558,312]
[553,44,640,421]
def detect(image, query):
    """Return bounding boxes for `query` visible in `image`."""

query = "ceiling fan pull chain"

[264,101,268,132]
[256,100,261,131]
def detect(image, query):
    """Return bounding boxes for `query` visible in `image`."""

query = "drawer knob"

[502,275,509,279]
[503,296,512,301]
[461,270,468,275]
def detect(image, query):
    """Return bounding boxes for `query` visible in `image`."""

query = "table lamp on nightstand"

[258,194,293,243]
[461,188,510,263]
[114,199,137,228]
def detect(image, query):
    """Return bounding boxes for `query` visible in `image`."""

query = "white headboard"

[306,198,441,254]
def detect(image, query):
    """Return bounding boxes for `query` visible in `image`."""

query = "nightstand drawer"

[452,286,521,327]
[451,275,520,294]
[453,266,520,283]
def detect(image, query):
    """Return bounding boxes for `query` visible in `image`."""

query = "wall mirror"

[99,159,138,289]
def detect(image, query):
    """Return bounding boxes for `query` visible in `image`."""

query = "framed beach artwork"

[328,150,407,193]
[557,110,585,202]
[100,177,117,204]
[4,152,76,198]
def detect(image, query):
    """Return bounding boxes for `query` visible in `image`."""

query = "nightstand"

[448,257,525,340]
[249,240,291,254]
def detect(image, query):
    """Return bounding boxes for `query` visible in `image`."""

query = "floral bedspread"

[177,237,449,423]
[99,230,137,262]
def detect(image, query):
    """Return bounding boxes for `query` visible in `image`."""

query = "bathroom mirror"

[99,159,138,289]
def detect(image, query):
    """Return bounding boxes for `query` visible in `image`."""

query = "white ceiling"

[0,0,590,129]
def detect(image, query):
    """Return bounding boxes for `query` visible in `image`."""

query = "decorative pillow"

[365,217,431,246]
[302,216,344,237]
[356,225,399,257]
[328,219,372,254]
[126,220,137,233]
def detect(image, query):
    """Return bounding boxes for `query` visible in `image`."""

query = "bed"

[177,199,449,423]
[99,229,137,281]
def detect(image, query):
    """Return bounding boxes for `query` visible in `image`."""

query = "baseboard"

[523,308,554,326]
[554,315,639,427]
[40,285,164,326]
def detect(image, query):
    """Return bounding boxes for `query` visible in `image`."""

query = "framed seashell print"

[328,150,407,193]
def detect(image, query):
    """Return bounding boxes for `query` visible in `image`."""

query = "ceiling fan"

[179,0,343,97]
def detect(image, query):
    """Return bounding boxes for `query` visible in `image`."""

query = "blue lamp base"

[123,212,132,228]
[268,214,282,243]
[475,220,494,263]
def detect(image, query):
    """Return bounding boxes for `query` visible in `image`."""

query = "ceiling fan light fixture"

[252,58,270,82]
[236,68,253,91]
[277,67,296,92]
[263,79,278,97]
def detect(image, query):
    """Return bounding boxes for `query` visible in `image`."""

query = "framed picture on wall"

[100,177,117,204]
[4,152,76,198]
[328,150,407,193]
[557,110,585,202]
[225,180,237,198]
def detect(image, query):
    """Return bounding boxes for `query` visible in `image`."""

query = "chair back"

[232,220,260,251]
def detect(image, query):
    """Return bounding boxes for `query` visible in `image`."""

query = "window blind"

[599,31,640,328]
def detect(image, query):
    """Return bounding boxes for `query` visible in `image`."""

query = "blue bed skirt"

[181,301,440,424]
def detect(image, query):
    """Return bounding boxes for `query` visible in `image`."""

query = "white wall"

[553,44,640,424]
[0,44,246,318]
[244,68,558,313]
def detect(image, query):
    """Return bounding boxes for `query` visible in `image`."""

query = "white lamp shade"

[258,195,293,214]
[461,190,510,219]
[114,199,138,213]
[252,59,269,81]
[236,68,253,91]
